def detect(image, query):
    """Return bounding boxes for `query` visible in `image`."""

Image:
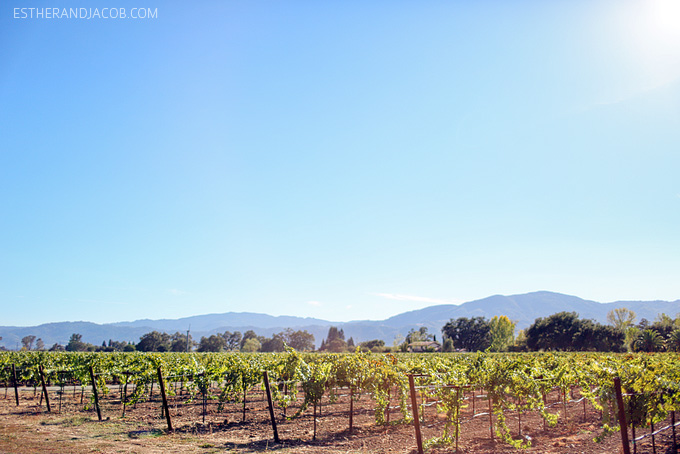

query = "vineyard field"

[1,350,679,453]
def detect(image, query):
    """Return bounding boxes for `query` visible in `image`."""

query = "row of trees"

[11,308,679,354]
[48,329,317,353]
[441,309,680,353]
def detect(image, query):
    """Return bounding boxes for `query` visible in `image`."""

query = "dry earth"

[0,385,675,453]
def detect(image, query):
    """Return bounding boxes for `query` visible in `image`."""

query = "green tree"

[65,333,88,352]
[667,329,680,352]
[526,312,624,351]
[607,307,637,351]
[240,330,259,349]
[359,339,385,352]
[136,331,171,352]
[260,333,286,352]
[35,338,45,351]
[525,312,582,351]
[573,319,625,352]
[222,331,243,351]
[169,332,196,352]
[282,328,315,351]
[21,335,36,350]
[442,317,491,351]
[241,337,261,352]
[488,315,516,352]
[634,329,664,352]
[197,334,226,352]
[318,326,348,352]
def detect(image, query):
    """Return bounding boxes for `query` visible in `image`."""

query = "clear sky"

[1,0,679,326]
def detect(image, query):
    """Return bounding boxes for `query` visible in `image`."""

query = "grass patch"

[128,429,165,439]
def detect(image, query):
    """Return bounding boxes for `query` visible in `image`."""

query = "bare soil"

[0,384,675,453]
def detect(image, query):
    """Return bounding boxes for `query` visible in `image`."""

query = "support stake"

[88,366,102,421]
[349,387,354,434]
[38,365,51,413]
[156,366,172,432]
[263,371,280,443]
[12,364,19,406]
[614,377,631,454]
[408,374,424,454]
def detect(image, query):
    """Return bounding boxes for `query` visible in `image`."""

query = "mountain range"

[1,291,678,350]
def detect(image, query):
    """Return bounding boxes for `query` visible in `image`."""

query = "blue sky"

[1,0,679,326]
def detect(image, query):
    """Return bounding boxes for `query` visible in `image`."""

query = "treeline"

[30,329,317,353]
[442,309,680,353]
[9,307,680,354]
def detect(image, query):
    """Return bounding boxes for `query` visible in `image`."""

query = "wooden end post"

[408,374,424,454]
[263,371,280,443]
[614,377,631,454]
[38,365,51,413]
[12,364,19,406]
[156,366,172,432]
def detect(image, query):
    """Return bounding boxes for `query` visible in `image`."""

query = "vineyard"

[1,350,679,453]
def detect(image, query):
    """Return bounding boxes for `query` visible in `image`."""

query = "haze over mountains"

[1,291,678,349]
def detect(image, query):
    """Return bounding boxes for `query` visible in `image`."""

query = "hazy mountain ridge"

[1,291,678,349]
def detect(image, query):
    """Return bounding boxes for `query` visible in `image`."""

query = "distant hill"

[1,291,678,349]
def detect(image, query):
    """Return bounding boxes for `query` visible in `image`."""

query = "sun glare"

[615,0,680,88]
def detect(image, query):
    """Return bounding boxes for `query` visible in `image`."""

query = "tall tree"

[607,308,637,329]
[442,317,491,351]
[260,333,286,352]
[319,326,348,352]
[488,316,516,352]
[35,338,45,351]
[240,330,258,349]
[607,307,638,351]
[65,333,88,352]
[241,337,261,352]
[137,331,171,352]
[525,312,582,351]
[222,331,243,351]
[21,335,36,350]
[170,332,195,352]
[526,312,624,352]
[282,328,315,351]
[634,329,664,352]
[197,334,226,352]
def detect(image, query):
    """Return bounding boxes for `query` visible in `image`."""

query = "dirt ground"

[0,384,675,453]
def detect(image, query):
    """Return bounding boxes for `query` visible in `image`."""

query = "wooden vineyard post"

[671,411,677,453]
[243,385,247,422]
[517,396,522,437]
[349,387,354,434]
[313,402,317,441]
[408,374,424,454]
[488,390,494,441]
[38,365,51,413]
[156,367,172,432]
[88,366,102,421]
[614,377,631,454]
[455,386,461,453]
[12,364,20,406]
[386,385,391,424]
[542,389,547,431]
[262,371,280,443]
[583,390,587,421]
[122,372,131,417]
[472,387,476,415]
[200,373,207,425]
